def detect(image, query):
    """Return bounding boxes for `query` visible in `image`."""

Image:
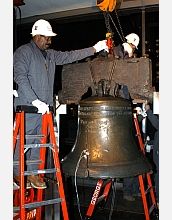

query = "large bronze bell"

[62,95,152,179]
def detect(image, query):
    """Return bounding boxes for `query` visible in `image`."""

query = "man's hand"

[134,107,147,117]
[122,43,132,57]
[93,40,109,53]
[32,99,49,115]
[13,90,18,97]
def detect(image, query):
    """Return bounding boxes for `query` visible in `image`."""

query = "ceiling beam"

[15,3,158,26]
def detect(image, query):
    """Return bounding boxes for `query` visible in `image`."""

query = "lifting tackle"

[96,0,117,12]
[96,0,126,53]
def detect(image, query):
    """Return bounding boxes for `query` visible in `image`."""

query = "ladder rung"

[96,195,106,204]
[25,135,45,139]
[13,160,43,166]
[24,168,59,176]
[13,198,63,212]
[149,204,156,214]
[145,185,153,194]
[16,134,46,140]
[24,143,54,149]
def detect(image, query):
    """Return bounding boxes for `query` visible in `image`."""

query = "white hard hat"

[31,19,57,36]
[125,33,139,49]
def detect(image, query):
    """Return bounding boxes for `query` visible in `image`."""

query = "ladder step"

[13,198,63,212]
[24,168,59,176]
[24,143,54,149]
[145,185,154,194]
[16,134,46,140]
[13,160,43,166]
[149,204,156,214]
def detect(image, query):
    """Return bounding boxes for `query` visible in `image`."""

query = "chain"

[103,8,126,43]
[88,60,98,94]
[105,60,116,94]
[103,11,114,39]
[109,61,116,82]
[107,11,125,43]
[114,9,125,42]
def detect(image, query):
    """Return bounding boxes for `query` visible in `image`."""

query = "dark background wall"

[14,10,159,92]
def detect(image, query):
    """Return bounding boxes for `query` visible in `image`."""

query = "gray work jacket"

[13,39,94,109]
[146,109,159,153]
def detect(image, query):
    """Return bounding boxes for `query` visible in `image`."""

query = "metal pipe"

[142,7,145,56]
[141,0,146,56]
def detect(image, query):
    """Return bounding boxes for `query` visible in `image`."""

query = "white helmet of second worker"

[125,33,139,49]
[31,19,57,36]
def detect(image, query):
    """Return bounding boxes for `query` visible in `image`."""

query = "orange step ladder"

[84,113,158,220]
[13,105,69,220]
[133,112,158,220]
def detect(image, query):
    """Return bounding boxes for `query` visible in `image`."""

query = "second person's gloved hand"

[32,99,49,115]
[122,42,132,57]
[93,40,109,53]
